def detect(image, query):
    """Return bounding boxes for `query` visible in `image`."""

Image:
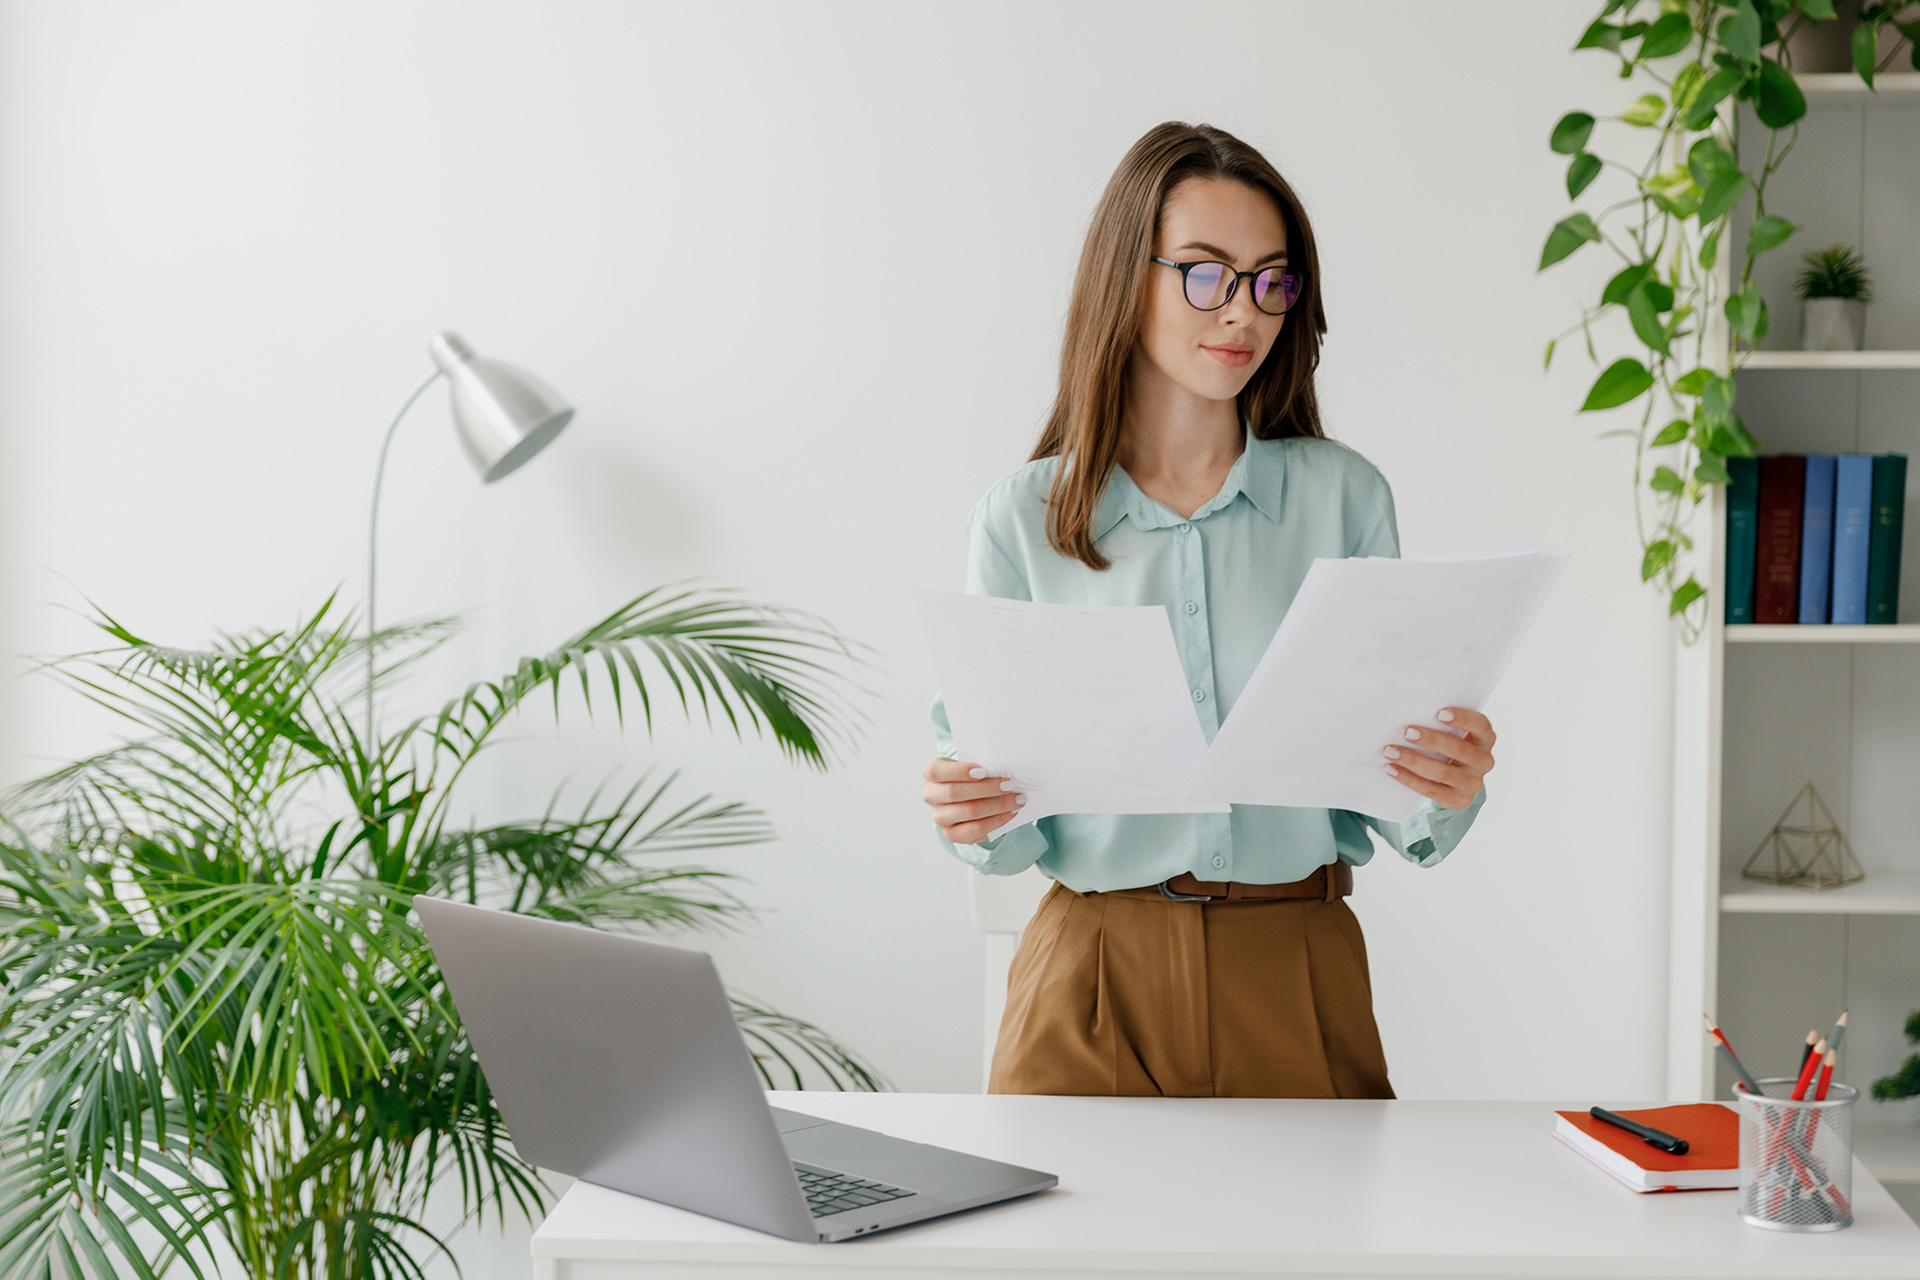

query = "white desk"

[530,1093,1920,1278]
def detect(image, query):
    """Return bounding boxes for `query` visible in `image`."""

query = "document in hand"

[918,549,1563,839]
[1180,549,1565,822]
[916,590,1233,839]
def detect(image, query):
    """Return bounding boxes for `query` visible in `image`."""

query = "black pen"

[1590,1107,1689,1155]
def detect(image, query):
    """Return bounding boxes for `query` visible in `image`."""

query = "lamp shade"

[428,331,574,483]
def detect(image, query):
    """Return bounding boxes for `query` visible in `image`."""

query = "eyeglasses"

[1150,256,1304,316]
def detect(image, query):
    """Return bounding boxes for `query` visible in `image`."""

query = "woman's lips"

[1201,344,1253,367]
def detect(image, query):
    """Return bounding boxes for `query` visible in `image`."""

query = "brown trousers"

[987,880,1395,1099]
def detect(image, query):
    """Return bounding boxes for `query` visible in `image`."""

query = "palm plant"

[0,586,881,1280]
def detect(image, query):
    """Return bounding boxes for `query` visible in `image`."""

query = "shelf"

[1727,624,1920,642]
[1721,871,1920,914]
[1796,71,1920,104]
[1672,62,1920,1105]
[1738,350,1920,370]
[1857,1123,1920,1185]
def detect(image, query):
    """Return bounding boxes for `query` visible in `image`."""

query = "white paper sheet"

[918,548,1564,833]
[1180,550,1565,821]
[916,589,1231,840]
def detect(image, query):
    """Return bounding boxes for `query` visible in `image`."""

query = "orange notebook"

[1552,1104,1740,1192]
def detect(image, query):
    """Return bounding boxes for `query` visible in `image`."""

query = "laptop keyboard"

[793,1161,915,1217]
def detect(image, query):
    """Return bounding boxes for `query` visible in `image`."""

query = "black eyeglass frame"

[1149,256,1305,316]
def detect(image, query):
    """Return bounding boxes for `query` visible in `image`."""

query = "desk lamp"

[365,331,574,742]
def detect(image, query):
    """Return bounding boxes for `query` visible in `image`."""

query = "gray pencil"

[1706,1016,1762,1094]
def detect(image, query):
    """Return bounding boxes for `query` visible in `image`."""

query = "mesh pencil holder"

[1737,1078,1856,1232]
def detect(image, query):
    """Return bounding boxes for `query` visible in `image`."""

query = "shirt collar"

[1091,419,1285,540]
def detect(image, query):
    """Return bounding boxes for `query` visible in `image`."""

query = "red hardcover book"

[1755,455,1806,624]
[1553,1104,1740,1192]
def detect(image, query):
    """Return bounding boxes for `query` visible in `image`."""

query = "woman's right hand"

[921,758,1026,845]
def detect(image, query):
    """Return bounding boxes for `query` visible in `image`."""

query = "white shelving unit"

[1742,350,1920,370]
[1722,871,1920,915]
[1726,623,1920,642]
[1666,71,1920,1190]
[1797,71,1920,103]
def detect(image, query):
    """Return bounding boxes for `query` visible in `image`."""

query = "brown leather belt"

[1158,862,1352,903]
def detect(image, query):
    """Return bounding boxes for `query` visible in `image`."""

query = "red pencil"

[1763,1033,1827,1203]
[1790,1037,1828,1101]
[1803,1048,1840,1148]
[1764,1049,1848,1221]
[1804,1048,1841,1150]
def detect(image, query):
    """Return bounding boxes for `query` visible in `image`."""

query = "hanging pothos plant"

[1540,0,1915,643]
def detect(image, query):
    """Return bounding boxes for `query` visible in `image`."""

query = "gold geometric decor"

[1740,782,1865,892]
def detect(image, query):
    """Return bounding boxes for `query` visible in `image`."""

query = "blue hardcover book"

[1831,454,1875,625]
[1799,455,1837,623]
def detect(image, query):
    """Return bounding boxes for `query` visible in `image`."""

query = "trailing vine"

[1541,0,1917,643]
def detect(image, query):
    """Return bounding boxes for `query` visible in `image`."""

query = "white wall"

[0,0,1675,1269]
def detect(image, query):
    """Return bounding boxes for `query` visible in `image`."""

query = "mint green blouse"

[929,425,1486,893]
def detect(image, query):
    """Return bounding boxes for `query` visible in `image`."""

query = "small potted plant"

[1797,243,1873,351]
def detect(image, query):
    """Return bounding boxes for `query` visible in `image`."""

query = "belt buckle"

[1156,878,1214,902]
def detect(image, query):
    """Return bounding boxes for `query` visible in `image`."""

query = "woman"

[921,122,1495,1100]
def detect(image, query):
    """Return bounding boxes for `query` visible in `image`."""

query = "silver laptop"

[414,896,1057,1242]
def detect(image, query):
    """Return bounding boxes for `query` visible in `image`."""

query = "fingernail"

[1384,765,1400,776]
[1000,780,1020,792]
[968,767,987,779]
[1405,728,1421,741]
[1014,794,1027,805]
[1383,746,1401,759]
[1437,709,1455,722]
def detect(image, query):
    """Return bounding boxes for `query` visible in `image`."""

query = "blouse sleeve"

[1344,461,1486,868]
[927,497,1052,876]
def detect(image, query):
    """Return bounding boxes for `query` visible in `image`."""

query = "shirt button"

[1211,855,1225,869]
[1178,522,1193,534]
[1184,601,1199,615]
[1192,688,1206,702]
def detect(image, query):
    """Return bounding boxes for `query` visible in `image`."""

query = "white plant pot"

[1801,297,1864,351]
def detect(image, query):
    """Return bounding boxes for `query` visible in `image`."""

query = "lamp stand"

[365,368,445,754]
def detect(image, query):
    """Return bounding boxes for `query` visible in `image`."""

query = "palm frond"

[0,1119,225,1280]
[134,878,443,1097]
[730,991,889,1092]
[423,768,773,921]
[340,1028,547,1234]
[19,605,357,867]
[521,873,753,932]
[430,584,874,779]
[12,742,253,854]
[275,1208,452,1280]
[0,834,212,1170]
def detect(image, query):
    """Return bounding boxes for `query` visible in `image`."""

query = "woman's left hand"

[1383,707,1494,810]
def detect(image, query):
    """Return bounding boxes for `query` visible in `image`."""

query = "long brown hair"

[1031,121,1327,570]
